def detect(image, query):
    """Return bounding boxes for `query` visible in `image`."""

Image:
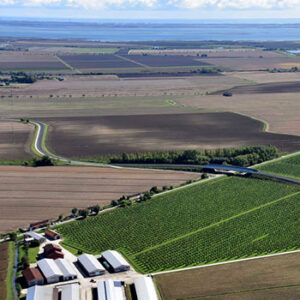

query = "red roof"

[45,229,60,238]
[47,251,64,259]
[43,243,62,254]
[30,220,49,228]
[23,268,44,282]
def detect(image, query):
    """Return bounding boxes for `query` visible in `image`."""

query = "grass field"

[155,252,300,300]
[57,176,300,273]
[258,153,300,179]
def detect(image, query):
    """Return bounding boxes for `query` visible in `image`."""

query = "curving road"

[28,120,300,184]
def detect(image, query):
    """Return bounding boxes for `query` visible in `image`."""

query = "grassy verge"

[6,242,15,300]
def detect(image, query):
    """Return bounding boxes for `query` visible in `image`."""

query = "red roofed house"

[22,268,44,287]
[43,243,64,259]
[45,229,61,240]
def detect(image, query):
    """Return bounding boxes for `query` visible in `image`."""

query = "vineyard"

[57,176,300,273]
[258,153,300,179]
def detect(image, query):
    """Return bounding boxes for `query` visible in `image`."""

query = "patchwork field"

[0,166,199,233]
[44,112,300,158]
[155,252,300,300]
[0,52,67,71]
[0,121,34,161]
[0,242,9,300]
[258,153,300,179]
[57,176,300,273]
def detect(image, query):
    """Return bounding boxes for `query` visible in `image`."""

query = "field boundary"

[152,249,300,276]
[133,191,300,257]
[55,55,81,73]
[115,54,149,68]
[5,242,15,300]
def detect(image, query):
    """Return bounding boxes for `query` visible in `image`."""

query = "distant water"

[0,19,300,41]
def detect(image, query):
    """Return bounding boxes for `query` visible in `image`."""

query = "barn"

[26,232,45,243]
[26,286,55,300]
[43,244,64,259]
[101,250,130,272]
[22,268,44,287]
[45,229,61,240]
[37,258,63,284]
[97,280,125,300]
[77,254,105,277]
[55,258,77,281]
[61,284,80,300]
[134,277,159,300]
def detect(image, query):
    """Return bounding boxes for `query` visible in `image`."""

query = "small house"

[22,268,44,287]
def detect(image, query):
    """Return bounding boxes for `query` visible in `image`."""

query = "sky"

[1,0,300,20]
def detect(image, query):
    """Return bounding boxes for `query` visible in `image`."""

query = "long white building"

[26,231,46,243]
[97,280,125,300]
[101,250,130,272]
[134,277,159,300]
[26,286,54,300]
[61,284,80,300]
[77,254,105,277]
[37,258,63,284]
[55,258,77,281]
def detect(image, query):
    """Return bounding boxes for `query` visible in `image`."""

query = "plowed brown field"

[0,166,199,233]
[0,121,34,161]
[155,252,300,300]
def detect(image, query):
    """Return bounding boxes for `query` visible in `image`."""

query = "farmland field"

[258,153,300,179]
[0,121,34,161]
[57,176,300,273]
[43,112,300,158]
[0,242,9,300]
[0,165,199,233]
[155,252,300,300]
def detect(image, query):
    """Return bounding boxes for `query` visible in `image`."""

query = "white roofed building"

[26,231,46,243]
[134,277,159,300]
[26,286,54,300]
[61,284,80,300]
[97,280,125,300]
[37,258,63,284]
[101,250,130,272]
[77,254,105,277]
[55,258,77,281]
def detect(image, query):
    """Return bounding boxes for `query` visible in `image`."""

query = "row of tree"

[93,146,279,168]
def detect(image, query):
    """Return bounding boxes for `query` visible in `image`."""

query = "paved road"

[31,120,300,184]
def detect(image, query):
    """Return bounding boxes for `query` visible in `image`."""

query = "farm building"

[101,250,130,272]
[77,254,105,277]
[43,243,64,259]
[26,231,46,243]
[61,284,80,300]
[26,286,56,300]
[97,280,125,300]
[29,220,49,230]
[37,258,63,284]
[55,258,77,281]
[45,229,61,240]
[22,268,44,287]
[134,277,159,300]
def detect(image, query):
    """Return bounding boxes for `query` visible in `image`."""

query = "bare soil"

[43,113,300,158]
[177,93,300,136]
[0,166,199,233]
[0,242,9,300]
[0,121,34,161]
[155,252,300,300]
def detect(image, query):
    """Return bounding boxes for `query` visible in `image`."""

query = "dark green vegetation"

[57,176,300,273]
[25,155,54,167]
[86,146,279,167]
[258,153,300,179]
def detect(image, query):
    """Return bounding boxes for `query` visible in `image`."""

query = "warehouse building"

[77,254,105,277]
[37,259,63,284]
[45,229,61,240]
[101,250,130,272]
[26,231,46,243]
[26,286,57,300]
[97,280,125,300]
[61,284,80,300]
[134,277,159,300]
[22,268,44,287]
[55,258,77,281]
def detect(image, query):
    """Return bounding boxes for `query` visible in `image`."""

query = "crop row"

[57,177,299,258]
[134,192,300,273]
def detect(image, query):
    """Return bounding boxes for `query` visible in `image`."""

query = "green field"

[258,153,300,179]
[57,176,300,273]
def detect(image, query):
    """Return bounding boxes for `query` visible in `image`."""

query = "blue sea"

[0,18,300,41]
